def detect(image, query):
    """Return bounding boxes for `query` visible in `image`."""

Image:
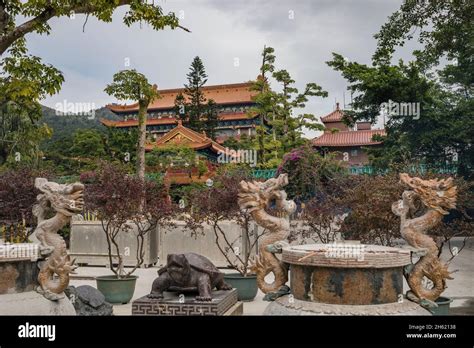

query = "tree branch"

[0,0,190,56]
[0,6,56,55]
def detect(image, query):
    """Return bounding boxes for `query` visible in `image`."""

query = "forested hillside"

[40,105,119,143]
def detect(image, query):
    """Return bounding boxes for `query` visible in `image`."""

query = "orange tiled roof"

[100,112,256,128]
[145,120,226,153]
[312,129,386,147]
[321,102,345,123]
[107,81,257,113]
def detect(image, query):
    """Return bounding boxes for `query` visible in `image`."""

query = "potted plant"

[84,163,172,304]
[185,167,261,301]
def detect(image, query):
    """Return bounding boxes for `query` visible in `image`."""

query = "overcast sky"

[27,0,418,139]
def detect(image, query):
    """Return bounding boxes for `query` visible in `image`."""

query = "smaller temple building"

[145,120,225,160]
[145,120,226,185]
[312,103,386,166]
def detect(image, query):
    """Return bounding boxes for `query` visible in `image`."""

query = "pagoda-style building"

[102,80,260,143]
[312,103,386,166]
[144,120,227,185]
[145,120,225,158]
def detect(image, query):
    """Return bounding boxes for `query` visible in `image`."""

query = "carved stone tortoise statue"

[148,253,232,301]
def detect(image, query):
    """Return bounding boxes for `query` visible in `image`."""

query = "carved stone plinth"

[0,244,75,315]
[264,295,430,315]
[132,289,240,316]
[0,291,75,315]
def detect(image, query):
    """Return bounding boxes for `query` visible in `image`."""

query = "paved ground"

[70,267,269,315]
[70,239,474,315]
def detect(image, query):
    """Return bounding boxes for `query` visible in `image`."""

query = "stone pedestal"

[0,259,39,294]
[263,295,431,315]
[0,291,76,315]
[0,243,75,315]
[132,289,241,316]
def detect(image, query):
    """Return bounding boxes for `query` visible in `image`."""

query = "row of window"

[122,105,254,121]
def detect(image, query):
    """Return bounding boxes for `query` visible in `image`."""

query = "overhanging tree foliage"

[0,46,63,166]
[0,1,188,56]
[0,1,186,168]
[327,0,473,177]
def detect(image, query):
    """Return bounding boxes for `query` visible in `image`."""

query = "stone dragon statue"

[392,173,456,305]
[238,174,296,294]
[31,178,84,300]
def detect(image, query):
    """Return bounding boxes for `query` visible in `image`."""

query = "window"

[351,149,358,157]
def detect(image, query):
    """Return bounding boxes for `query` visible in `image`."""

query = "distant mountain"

[40,105,120,143]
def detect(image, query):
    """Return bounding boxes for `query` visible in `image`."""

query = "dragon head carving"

[238,173,296,217]
[34,178,84,218]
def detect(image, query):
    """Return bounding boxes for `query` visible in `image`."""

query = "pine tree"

[250,46,276,165]
[249,47,327,167]
[184,56,208,132]
[272,69,327,153]
[174,56,219,138]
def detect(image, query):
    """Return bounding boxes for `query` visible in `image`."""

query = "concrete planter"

[157,220,259,267]
[70,221,158,267]
[70,220,260,268]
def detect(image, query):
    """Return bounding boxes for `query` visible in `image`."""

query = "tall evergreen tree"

[249,46,327,167]
[174,56,218,137]
[272,69,327,154]
[250,46,276,165]
[185,56,207,131]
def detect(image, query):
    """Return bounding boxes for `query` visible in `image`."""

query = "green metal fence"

[57,164,460,184]
[349,164,459,175]
[251,169,277,179]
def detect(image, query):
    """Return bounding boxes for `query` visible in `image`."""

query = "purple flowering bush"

[277,144,347,201]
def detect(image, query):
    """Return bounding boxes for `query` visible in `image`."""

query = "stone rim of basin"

[282,243,411,268]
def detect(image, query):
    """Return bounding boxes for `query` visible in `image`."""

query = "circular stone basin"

[282,243,411,305]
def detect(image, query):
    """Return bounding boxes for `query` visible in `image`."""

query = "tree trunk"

[137,104,147,181]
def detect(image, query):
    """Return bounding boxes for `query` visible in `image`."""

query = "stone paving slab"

[69,240,473,315]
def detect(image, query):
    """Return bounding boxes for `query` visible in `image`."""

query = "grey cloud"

[25,0,415,138]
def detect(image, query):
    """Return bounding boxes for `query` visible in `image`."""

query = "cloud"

[26,0,416,138]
